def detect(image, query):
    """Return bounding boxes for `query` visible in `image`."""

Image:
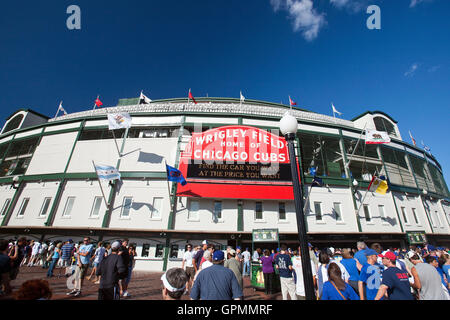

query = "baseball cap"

[202,240,208,245]
[380,251,396,261]
[365,249,378,256]
[111,241,121,250]
[407,251,418,259]
[427,245,436,251]
[213,250,225,261]
[229,249,236,256]
[236,246,241,250]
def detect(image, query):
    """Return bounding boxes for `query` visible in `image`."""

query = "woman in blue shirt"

[47,242,62,278]
[340,248,362,294]
[321,263,359,300]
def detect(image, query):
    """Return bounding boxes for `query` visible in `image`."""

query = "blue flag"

[166,165,187,186]
[312,176,323,187]
[309,167,317,176]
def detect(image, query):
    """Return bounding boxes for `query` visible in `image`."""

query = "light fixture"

[11,176,20,190]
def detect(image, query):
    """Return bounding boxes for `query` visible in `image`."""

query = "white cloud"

[409,0,433,8]
[270,0,326,41]
[329,0,371,13]
[404,63,419,77]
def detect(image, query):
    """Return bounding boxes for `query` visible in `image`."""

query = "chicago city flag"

[368,175,388,194]
[365,129,391,144]
[94,164,121,182]
[107,112,132,130]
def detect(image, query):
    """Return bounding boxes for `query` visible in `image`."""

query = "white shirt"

[201,260,213,270]
[292,256,317,296]
[183,250,193,268]
[242,251,251,262]
[32,242,41,255]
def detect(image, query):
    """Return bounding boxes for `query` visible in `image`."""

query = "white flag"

[365,129,391,144]
[332,103,342,116]
[107,112,132,130]
[58,101,67,115]
[240,91,245,103]
[139,91,152,104]
[94,164,121,181]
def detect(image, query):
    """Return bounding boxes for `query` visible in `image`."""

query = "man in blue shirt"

[375,251,413,300]
[190,250,243,300]
[275,245,297,300]
[354,241,368,266]
[67,237,93,297]
[358,249,383,300]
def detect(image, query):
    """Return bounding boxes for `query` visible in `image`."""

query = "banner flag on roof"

[166,164,187,186]
[289,96,297,107]
[365,129,391,144]
[409,131,417,147]
[421,140,431,154]
[240,91,245,103]
[139,91,152,104]
[95,97,103,107]
[188,89,197,104]
[107,112,132,130]
[58,101,67,115]
[94,164,121,182]
[332,103,342,116]
[368,175,388,194]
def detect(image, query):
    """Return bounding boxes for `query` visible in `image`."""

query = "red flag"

[289,96,297,107]
[188,89,197,104]
[95,98,103,107]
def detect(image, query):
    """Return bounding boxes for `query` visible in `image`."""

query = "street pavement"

[1,266,283,300]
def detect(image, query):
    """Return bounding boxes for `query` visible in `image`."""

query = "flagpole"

[164,160,171,197]
[355,170,377,217]
[111,130,122,157]
[345,122,368,171]
[303,184,314,212]
[93,95,99,110]
[92,160,110,208]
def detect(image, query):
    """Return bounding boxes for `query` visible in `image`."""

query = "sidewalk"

[1,266,283,300]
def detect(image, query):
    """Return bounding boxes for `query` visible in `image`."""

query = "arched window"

[373,116,396,137]
[3,114,24,134]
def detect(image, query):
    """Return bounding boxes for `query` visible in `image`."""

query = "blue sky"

[0,0,449,184]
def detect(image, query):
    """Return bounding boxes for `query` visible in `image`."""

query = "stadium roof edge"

[5,108,50,121]
[117,96,313,113]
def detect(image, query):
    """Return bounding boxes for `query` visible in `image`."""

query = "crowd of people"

[163,241,450,300]
[0,236,137,300]
[1,236,449,300]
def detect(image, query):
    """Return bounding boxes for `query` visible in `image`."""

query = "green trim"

[1,181,25,226]
[162,236,171,272]
[237,200,243,232]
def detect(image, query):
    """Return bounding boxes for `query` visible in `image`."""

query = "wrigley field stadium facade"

[0,96,449,272]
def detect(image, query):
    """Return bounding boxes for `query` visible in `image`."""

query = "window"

[278,202,286,220]
[411,208,419,225]
[434,211,442,227]
[314,202,322,221]
[255,202,263,220]
[121,197,133,218]
[213,201,222,221]
[3,114,24,134]
[17,198,30,217]
[363,205,371,222]
[299,133,346,178]
[62,197,75,217]
[188,200,199,220]
[150,197,163,219]
[90,196,103,217]
[401,207,408,224]
[155,244,164,258]
[381,147,415,187]
[141,244,150,257]
[373,116,397,137]
[0,199,11,216]
[333,202,342,221]
[39,197,52,217]
[170,245,179,259]
[378,205,386,221]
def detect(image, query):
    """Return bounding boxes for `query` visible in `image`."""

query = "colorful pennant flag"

[368,175,388,194]
[107,112,132,130]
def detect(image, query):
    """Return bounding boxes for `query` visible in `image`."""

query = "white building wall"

[66,140,121,173]
[423,199,450,234]
[305,186,359,233]
[392,192,431,233]
[176,198,238,232]
[0,185,17,219]
[108,180,170,230]
[355,191,402,233]
[26,132,78,175]
[52,180,107,229]
[8,181,60,227]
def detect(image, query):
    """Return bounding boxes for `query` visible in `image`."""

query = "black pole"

[285,132,316,300]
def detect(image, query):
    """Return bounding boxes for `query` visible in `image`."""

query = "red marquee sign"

[176,126,299,200]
